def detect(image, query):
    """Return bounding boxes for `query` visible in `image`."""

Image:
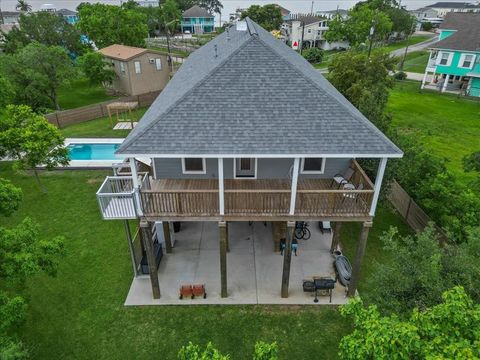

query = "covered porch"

[125,221,350,305]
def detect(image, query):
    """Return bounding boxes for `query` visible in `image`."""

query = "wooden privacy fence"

[389,180,448,242]
[45,91,160,128]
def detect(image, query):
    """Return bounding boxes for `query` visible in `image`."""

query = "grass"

[0,162,410,359]
[57,78,117,110]
[380,35,434,53]
[399,51,429,73]
[60,108,148,138]
[388,80,480,184]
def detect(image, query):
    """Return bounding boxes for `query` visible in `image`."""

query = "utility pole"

[300,21,305,55]
[400,20,416,70]
[310,1,314,15]
[367,17,376,58]
[0,0,4,25]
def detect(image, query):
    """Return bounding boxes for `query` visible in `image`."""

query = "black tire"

[303,228,311,240]
[294,228,304,239]
[180,294,183,300]
[204,293,207,299]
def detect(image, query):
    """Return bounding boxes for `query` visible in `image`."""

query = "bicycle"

[294,221,311,240]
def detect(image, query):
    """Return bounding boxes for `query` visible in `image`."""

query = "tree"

[463,151,480,173]
[328,49,397,132]
[253,342,278,360]
[178,342,229,360]
[198,0,223,15]
[422,22,433,31]
[77,3,149,48]
[324,5,392,47]
[0,12,88,55]
[302,48,324,64]
[0,75,14,108]
[240,4,283,31]
[339,286,480,359]
[77,51,116,86]
[160,0,181,34]
[0,105,70,192]
[385,7,415,37]
[15,0,31,12]
[0,179,22,217]
[0,42,74,110]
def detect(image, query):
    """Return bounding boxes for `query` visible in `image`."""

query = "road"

[390,35,439,58]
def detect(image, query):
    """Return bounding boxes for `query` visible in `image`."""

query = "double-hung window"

[134,61,141,74]
[182,158,206,174]
[155,58,162,70]
[119,62,126,75]
[459,54,475,69]
[438,52,452,66]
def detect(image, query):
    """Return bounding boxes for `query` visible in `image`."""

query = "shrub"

[302,47,324,63]
[393,71,407,80]
[422,22,433,31]
[463,151,480,173]
[253,341,278,360]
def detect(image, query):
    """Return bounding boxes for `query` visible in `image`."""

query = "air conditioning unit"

[148,58,155,64]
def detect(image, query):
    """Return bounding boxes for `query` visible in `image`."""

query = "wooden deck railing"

[141,190,219,217]
[225,190,291,215]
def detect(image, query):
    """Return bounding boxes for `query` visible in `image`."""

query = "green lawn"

[399,51,429,73]
[388,81,480,184]
[60,108,148,138]
[380,35,434,53]
[57,78,117,110]
[0,162,410,359]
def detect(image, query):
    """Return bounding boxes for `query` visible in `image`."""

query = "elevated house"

[421,13,480,97]
[99,44,169,96]
[410,7,443,30]
[96,19,402,303]
[181,5,214,34]
[57,8,78,25]
[425,1,480,16]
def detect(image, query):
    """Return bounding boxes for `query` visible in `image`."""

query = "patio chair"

[342,182,364,203]
[192,284,207,299]
[331,167,355,188]
[179,284,194,299]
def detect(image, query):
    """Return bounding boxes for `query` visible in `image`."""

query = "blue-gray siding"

[152,158,351,180]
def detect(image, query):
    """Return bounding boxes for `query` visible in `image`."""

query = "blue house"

[181,5,214,34]
[57,8,78,25]
[421,12,480,97]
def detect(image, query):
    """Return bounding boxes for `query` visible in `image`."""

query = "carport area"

[124,221,349,305]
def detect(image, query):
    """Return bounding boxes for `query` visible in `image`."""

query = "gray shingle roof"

[426,2,480,8]
[429,13,480,51]
[182,5,213,18]
[117,18,402,158]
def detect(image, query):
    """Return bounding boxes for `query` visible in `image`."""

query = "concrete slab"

[124,221,349,306]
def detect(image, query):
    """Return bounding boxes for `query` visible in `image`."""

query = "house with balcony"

[57,9,78,25]
[181,5,214,34]
[96,18,402,304]
[421,13,480,97]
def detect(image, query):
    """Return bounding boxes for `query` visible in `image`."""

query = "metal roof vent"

[236,21,247,31]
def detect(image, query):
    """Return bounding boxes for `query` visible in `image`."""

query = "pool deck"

[65,138,126,168]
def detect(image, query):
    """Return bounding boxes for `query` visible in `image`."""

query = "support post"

[281,221,295,298]
[289,158,300,215]
[369,158,387,217]
[442,74,450,92]
[225,221,230,252]
[124,220,138,277]
[129,157,143,216]
[421,70,428,89]
[219,221,228,298]
[347,221,372,297]
[162,221,172,253]
[218,158,224,215]
[330,221,342,253]
[140,220,160,299]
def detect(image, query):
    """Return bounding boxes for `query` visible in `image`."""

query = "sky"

[1,0,478,24]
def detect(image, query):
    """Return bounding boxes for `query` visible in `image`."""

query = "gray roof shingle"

[117,18,402,158]
[429,13,480,52]
[182,5,213,18]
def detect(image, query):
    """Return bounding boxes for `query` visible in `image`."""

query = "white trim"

[218,158,224,215]
[233,158,257,179]
[181,158,206,174]
[300,157,326,174]
[458,53,476,69]
[289,158,300,215]
[119,153,404,159]
[436,51,453,66]
[151,158,157,180]
[369,158,387,216]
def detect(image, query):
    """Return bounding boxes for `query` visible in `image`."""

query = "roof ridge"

[253,34,402,154]
[118,35,256,153]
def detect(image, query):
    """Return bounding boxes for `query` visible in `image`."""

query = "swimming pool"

[67,143,123,161]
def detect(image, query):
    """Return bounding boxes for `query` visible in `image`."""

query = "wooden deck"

[140,161,375,221]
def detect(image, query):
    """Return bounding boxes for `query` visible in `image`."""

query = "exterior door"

[235,158,256,178]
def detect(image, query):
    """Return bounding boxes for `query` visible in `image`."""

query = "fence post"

[55,112,61,128]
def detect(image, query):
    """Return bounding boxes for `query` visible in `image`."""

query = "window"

[155,58,162,70]
[301,158,326,174]
[182,158,206,174]
[459,53,475,69]
[438,52,452,66]
[134,61,141,74]
[307,29,311,33]
[119,62,126,75]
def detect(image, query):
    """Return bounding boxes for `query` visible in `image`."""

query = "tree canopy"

[0,42,74,111]
[0,179,22,217]
[0,12,88,55]
[198,0,223,15]
[77,3,149,48]
[339,286,480,359]
[240,4,283,31]
[77,51,116,86]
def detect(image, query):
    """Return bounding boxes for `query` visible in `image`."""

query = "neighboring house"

[425,2,480,16]
[2,11,21,24]
[282,14,349,50]
[316,9,349,20]
[57,9,78,25]
[99,44,170,96]
[96,19,402,302]
[421,13,480,97]
[39,4,57,12]
[181,5,214,34]
[275,5,291,20]
[410,7,443,30]
[136,0,159,7]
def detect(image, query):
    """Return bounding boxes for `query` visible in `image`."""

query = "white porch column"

[369,157,388,217]
[218,158,224,215]
[129,157,143,216]
[421,70,429,89]
[289,158,300,215]
[442,74,450,92]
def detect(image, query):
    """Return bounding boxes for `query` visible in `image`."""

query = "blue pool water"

[68,143,122,160]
